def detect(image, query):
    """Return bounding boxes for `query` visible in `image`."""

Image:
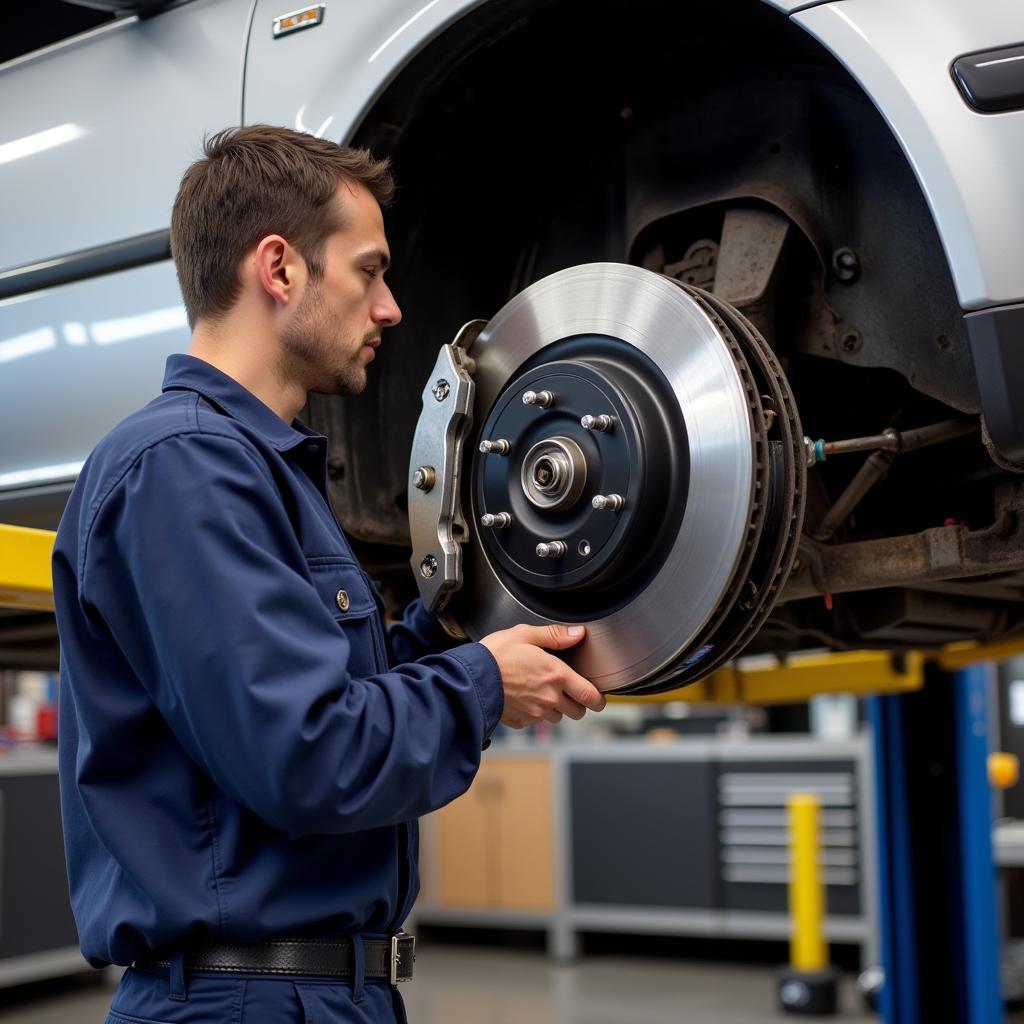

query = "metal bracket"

[407,320,485,614]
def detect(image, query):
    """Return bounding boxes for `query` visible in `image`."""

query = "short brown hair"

[170,125,394,327]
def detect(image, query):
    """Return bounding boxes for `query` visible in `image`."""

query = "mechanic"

[51,124,606,1024]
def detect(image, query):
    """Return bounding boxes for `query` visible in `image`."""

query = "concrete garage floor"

[0,946,879,1023]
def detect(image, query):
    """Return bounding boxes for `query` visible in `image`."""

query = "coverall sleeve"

[78,432,503,838]
[387,597,460,664]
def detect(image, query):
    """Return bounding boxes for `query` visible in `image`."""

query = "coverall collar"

[162,353,323,453]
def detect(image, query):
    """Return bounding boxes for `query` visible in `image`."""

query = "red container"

[36,703,58,742]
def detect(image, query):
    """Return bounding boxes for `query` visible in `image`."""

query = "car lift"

[618,643,1009,1022]
[0,522,1010,1022]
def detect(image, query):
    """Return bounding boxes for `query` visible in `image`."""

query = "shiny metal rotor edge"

[455,263,757,690]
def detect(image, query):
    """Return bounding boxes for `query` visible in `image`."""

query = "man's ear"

[253,235,303,307]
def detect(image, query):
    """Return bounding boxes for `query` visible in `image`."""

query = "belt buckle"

[389,932,416,984]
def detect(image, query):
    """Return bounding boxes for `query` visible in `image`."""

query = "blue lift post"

[870,663,1003,1023]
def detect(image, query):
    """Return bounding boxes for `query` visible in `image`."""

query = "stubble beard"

[281,283,369,397]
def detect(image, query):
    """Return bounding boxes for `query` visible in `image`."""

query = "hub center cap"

[521,436,586,510]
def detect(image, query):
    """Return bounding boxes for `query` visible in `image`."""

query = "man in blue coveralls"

[52,124,606,1023]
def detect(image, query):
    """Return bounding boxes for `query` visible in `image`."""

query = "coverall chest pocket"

[306,558,386,678]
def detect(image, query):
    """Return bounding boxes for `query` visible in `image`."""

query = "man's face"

[281,181,401,396]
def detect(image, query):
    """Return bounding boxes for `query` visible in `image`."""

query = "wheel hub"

[473,345,687,601]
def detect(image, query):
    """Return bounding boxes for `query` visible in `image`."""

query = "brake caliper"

[406,320,484,617]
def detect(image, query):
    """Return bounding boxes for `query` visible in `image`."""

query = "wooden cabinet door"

[433,762,501,907]
[491,758,555,911]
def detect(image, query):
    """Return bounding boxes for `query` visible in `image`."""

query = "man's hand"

[479,623,606,728]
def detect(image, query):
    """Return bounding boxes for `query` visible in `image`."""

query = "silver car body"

[0,0,1022,506]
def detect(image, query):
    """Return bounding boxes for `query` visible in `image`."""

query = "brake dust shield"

[408,263,805,694]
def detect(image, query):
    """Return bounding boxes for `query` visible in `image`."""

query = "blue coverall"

[52,354,504,1022]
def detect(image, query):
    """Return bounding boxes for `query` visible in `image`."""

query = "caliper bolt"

[432,379,450,402]
[536,540,567,558]
[480,512,512,529]
[412,466,436,492]
[592,493,624,511]
[479,438,510,455]
[522,389,554,408]
[581,414,615,432]
[419,554,438,579]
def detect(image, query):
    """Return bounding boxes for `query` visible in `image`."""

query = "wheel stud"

[581,414,615,432]
[480,512,512,529]
[592,493,624,511]
[479,438,510,455]
[523,389,554,407]
[536,540,567,558]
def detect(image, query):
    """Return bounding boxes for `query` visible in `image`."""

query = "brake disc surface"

[408,263,805,693]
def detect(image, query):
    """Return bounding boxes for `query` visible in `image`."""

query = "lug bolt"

[420,554,438,579]
[479,438,510,455]
[523,389,554,408]
[536,540,567,558]
[592,493,624,511]
[480,512,512,529]
[581,414,615,432]
[412,466,436,492]
[432,379,450,402]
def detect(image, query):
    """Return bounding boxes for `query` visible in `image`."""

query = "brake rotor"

[408,263,805,693]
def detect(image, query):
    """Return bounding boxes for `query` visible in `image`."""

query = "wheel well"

[312,0,972,558]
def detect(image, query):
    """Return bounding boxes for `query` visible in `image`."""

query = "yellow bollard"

[790,794,827,972]
[777,793,838,1015]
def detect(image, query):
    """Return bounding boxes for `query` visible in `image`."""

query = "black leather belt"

[136,933,416,984]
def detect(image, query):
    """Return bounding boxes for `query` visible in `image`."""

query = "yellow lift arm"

[615,636,1024,706]
[4,523,1024,702]
[618,649,928,706]
[0,523,56,612]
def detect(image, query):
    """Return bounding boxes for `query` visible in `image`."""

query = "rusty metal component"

[810,418,981,541]
[822,426,899,456]
[845,589,1009,646]
[982,415,1024,473]
[813,418,979,460]
[813,450,895,541]
[712,205,790,336]
[781,493,1024,603]
[663,238,718,289]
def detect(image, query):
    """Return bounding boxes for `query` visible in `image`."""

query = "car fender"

[245,0,809,148]
[245,0,1024,311]
[795,0,1024,310]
